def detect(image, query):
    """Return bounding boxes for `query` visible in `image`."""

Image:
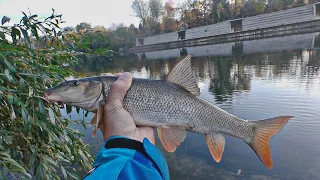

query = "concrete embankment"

[130,4,320,53]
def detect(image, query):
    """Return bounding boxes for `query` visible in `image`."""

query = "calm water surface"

[65,33,320,180]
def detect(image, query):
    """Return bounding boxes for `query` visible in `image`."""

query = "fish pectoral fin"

[89,113,97,126]
[165,54,200,96]
[92,101,105,137]
[157,127,187,152]
[205,133,225,163]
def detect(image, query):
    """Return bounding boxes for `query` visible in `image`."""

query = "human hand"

[102,72,155,144]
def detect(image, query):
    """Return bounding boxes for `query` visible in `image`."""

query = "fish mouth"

[44,92,65,108]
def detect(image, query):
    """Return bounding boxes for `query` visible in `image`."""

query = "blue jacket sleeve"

[84,136,170,180]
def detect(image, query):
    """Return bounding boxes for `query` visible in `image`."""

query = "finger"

[106,72,132,108]
[115,73,123,77]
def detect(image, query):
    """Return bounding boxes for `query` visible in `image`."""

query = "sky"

[0,0,186,28]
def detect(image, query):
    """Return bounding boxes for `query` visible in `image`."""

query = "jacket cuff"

[95,136,169,180]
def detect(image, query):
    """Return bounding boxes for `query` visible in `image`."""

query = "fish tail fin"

[249,116,293,169]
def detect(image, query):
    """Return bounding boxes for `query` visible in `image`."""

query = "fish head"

[45,78,103,111]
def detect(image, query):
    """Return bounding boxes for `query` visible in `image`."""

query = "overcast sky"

[0,0,186,28]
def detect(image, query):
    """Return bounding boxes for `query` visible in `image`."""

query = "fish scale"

[45,54,293,169]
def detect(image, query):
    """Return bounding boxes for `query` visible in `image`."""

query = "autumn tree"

[131,0,149,27]
[162,1,177,32]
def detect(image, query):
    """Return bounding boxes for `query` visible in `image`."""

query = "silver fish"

[45,55,293,169]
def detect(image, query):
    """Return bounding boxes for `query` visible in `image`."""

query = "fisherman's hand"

[102,72,155,144]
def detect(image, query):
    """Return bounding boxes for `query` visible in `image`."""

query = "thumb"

[106,72,132,108]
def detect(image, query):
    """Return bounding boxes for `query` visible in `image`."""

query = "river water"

[64,32,320,179]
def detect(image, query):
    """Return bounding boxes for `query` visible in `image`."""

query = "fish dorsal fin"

[166,54,200,96]
[157,127,187,152]
[205,133,225,163]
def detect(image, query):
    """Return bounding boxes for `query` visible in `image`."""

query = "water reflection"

[71,34,320,180]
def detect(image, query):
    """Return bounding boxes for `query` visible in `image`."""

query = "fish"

[44,54,293,169]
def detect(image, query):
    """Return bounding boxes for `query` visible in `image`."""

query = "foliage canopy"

[0,10,93,179]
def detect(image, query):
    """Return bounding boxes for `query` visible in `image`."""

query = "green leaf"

[1,16,10,25]
[19,78,26,89]
[11,27,21,44]
[0,32,5,40]
[31,25,39,40]
[66,171,80,180]
[0,151,10,157]
[3,59,16,73]
[36,164,44,178]
[48,108,55,124]
[3,136,12,145]
[43,155,57,167]
[61,166,67,179]
[35,118,43,131]
[66,105,72,114]
[18,73,41,77]
[2,157,26,173]
[39,99,45,115]
[6,94,13,104]
[20,28,31,45]
[28,87,33,97]
[29,15,38,19]
[76,107,80,114]
[4,69,13,82]
[29,154,36,168]
[21,107,28,122]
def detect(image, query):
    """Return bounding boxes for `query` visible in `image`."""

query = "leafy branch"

[0,10,93,180]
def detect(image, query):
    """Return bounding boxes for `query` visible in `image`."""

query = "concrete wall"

[143,32,178,46]
[144,49,181,60]
[135,4,318,47]
[137,33,317,59]
[243,33,315,54]
[243,5,315,31]
[186,43,234,57]
[185,21,231,40]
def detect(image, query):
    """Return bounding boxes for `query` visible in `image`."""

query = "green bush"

[0,10,93,179]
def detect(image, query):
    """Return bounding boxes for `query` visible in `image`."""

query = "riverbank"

[130,3,320,53]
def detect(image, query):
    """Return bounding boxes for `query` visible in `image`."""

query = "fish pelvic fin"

[205,133,225,163]
[249,116,293,169]
[89,113,97,126]
[157,127,187,152]
[166,54,200,96]
[92,101,105,137]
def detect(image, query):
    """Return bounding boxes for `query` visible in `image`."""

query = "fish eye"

[73,81,80,86]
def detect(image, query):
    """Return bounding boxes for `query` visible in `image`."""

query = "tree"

[75,22,91,33]
[131,0,149,27]
[162,1,177,32]
[94,25,107,32]
[233,0,243,18]
[128,23,138,36]
[63,26,75,32]
[149,0,163,22]
[253,0,266,14]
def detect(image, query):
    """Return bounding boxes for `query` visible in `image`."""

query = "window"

[230,19,243,32]
[315,3,320,17]
[178,31,186,40]
[137,38,144,46]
